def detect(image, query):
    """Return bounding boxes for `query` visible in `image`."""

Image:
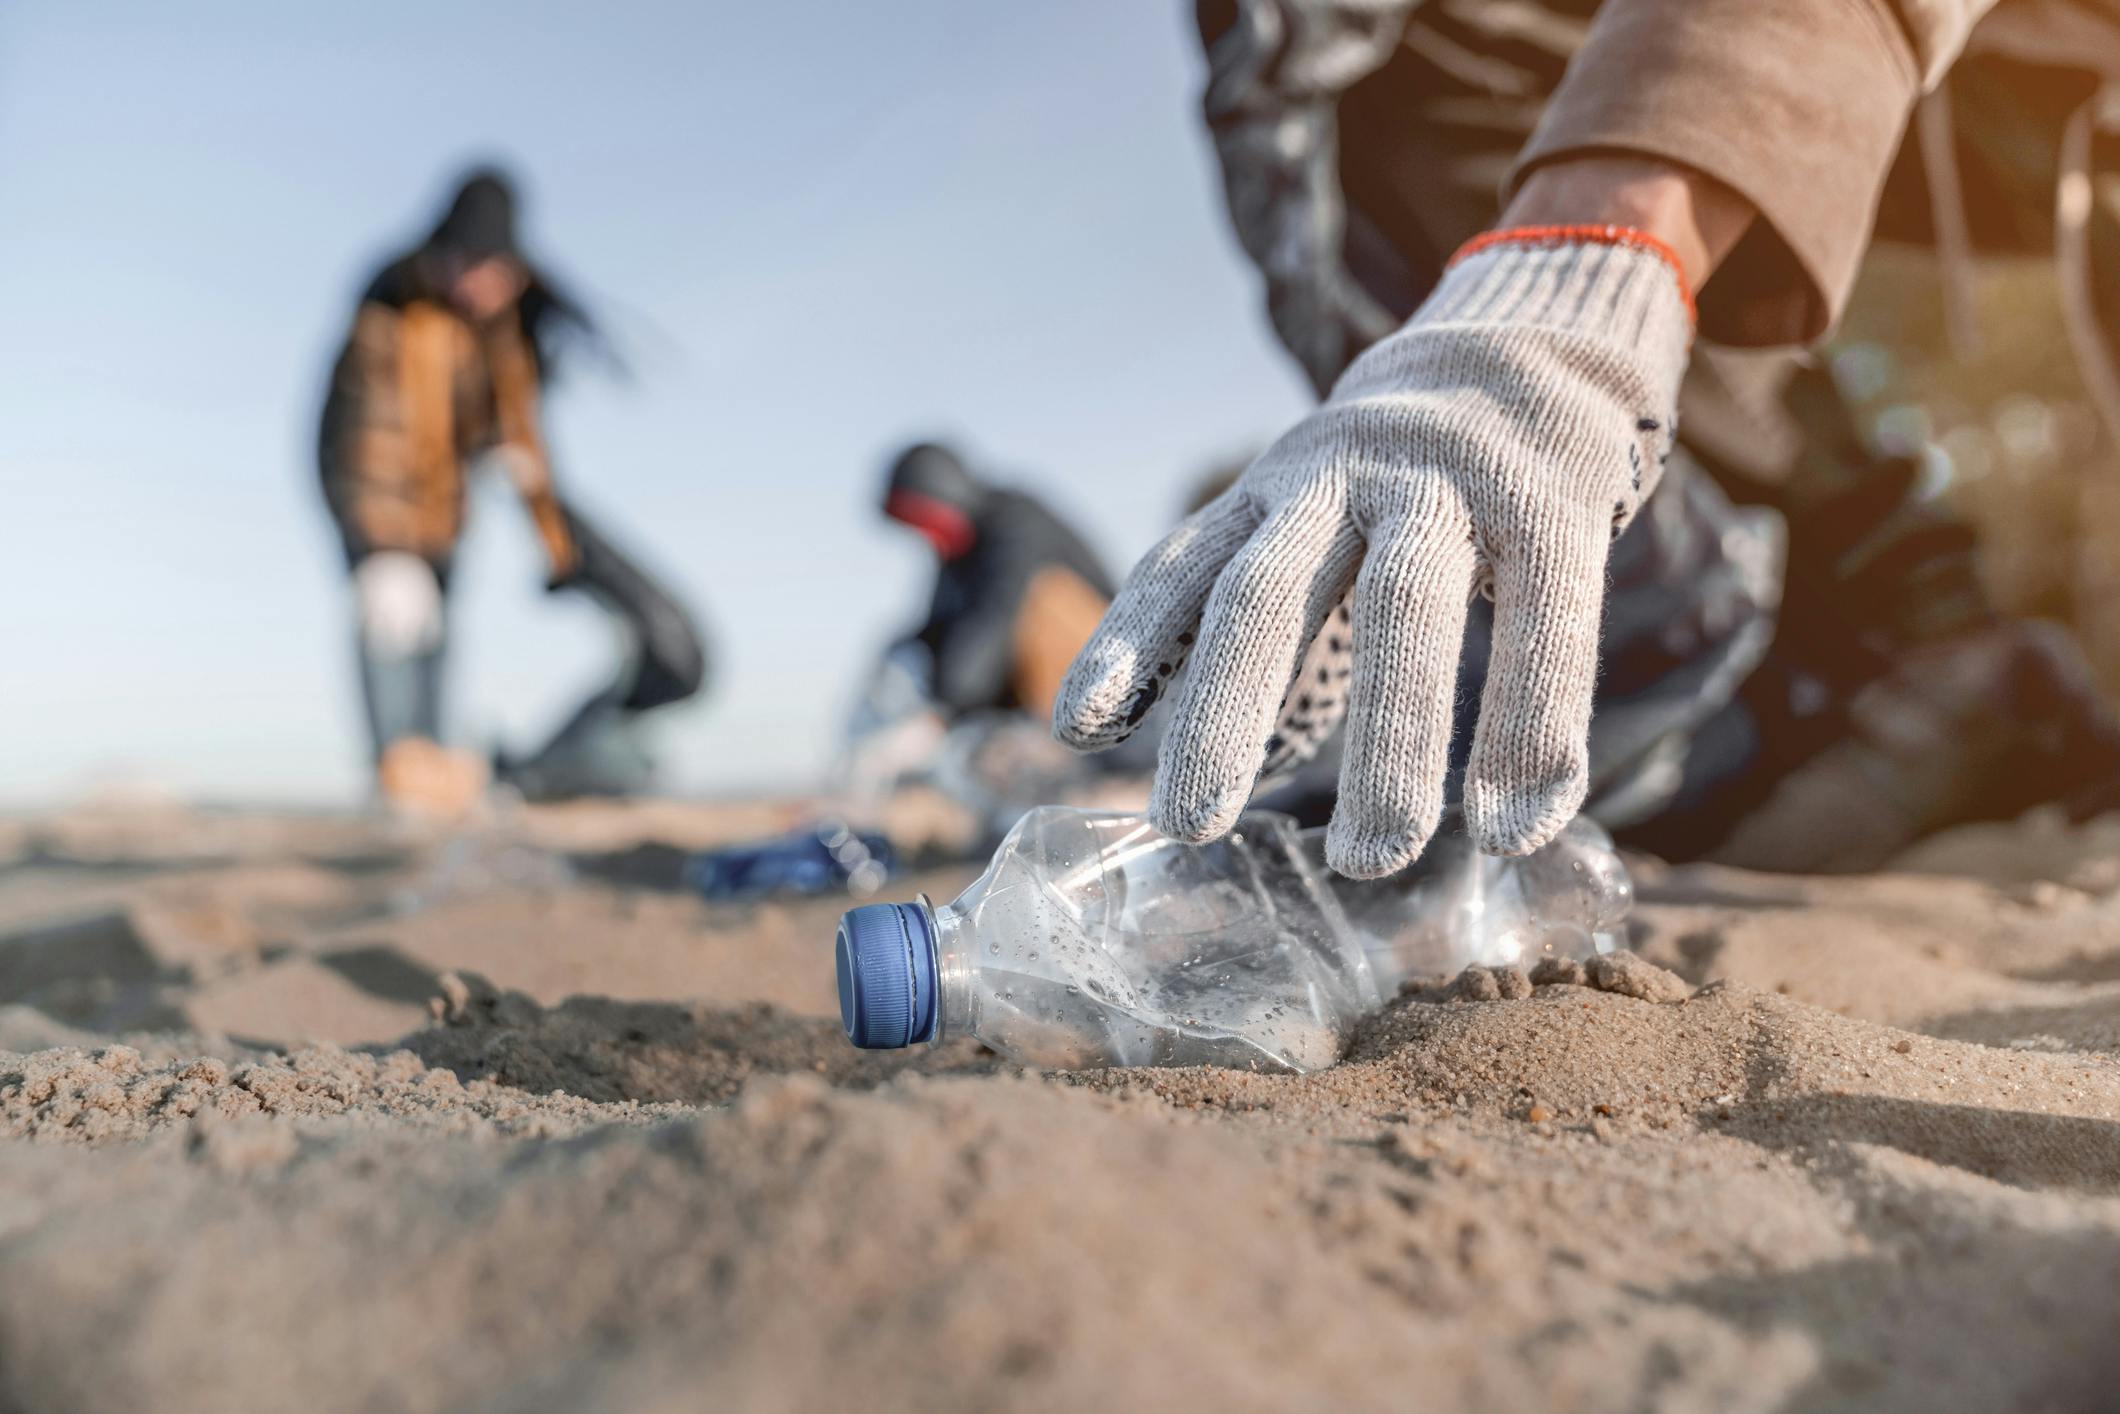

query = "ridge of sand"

[0,1038,685,1150]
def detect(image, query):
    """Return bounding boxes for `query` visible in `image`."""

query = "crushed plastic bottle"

[1310,814,1631,989]
[834,805,1632,1072]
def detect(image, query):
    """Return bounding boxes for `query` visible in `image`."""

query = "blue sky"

[0,2,1312,805]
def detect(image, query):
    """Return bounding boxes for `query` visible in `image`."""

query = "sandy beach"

[3,795,2118,1412]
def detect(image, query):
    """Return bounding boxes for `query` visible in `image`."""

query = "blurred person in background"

[318,167,706,816]
[816,441,1146,859]
[1054,0,2120,876]
[880,441,1113,725]
[687,443,1124,898]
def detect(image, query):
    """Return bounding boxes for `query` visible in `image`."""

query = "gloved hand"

[1054,229,1693,877]
[353,551,445,660]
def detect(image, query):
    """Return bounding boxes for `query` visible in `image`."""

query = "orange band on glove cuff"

[1450,225,1697,325]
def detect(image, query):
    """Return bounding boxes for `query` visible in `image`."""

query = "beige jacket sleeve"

[1510,0,1999,346]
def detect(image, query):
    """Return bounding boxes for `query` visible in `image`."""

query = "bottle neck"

[925,897,977,1047]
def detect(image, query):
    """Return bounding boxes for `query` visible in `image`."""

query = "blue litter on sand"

[686,823,899,902]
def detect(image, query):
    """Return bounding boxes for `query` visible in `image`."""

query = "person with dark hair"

[881,441,1113,723]
[317,166,706,814]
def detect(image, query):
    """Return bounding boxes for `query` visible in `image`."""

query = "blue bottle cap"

[835,902,938,1049]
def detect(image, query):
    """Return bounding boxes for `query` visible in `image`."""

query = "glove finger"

[1257,591,1355,787]
[1464,507,1612,855]
[1324,489,1477,879]
[1052,491,1260,751]
[1151,494,1363,842]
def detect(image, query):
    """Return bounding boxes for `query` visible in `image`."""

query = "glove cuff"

[1452,225,1694,318]
[1427,228,1694,378]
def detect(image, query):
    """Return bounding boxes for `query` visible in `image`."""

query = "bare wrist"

[1502,157,1755,292]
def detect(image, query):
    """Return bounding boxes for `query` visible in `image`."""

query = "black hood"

[359,164,616,383]
[427,169,521,264]
[883,442,988,517]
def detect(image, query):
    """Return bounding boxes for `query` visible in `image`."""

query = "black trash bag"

[497,502,708,800]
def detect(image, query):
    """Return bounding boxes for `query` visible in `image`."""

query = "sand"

[2,797,2119,1412]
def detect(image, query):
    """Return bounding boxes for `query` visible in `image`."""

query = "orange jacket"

[318,293,576,580]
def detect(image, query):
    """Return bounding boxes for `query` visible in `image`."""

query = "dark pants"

[359,622,447,761]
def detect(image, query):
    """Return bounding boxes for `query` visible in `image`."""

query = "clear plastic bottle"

[835,806,1631,1072]
[1311,814,1630,991]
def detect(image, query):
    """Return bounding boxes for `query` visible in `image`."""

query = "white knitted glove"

[354,551,445,659]
[1054,231,1693,878]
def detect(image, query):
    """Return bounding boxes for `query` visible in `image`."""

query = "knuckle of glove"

[1324,792,1440,880]
[1325,828,1423,881]
[1149,766,1246,845]
[1053,646,1151,749]
[1055,624,1195,752]
[1465,762,1587,857]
